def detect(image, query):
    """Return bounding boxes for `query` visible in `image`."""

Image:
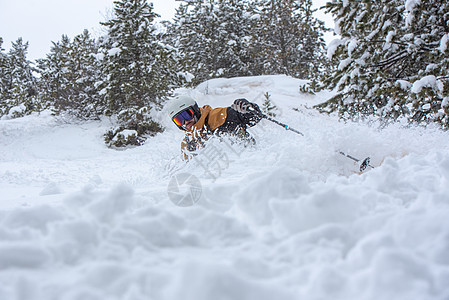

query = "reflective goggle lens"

[173,108,194,126]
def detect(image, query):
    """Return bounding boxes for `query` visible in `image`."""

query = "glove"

[231,99,261,115]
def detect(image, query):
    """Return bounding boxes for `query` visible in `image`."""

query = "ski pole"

[260,113,305,136]
[257,112,374,172]
[338,151,375,172]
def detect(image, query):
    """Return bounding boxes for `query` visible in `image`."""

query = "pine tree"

[37,35,74,113]
[262,92,278,116]
[165,0,253,84]
[317,0,449,128]
[99,0,179,113]
[37,31,103,119]
[165,0,223,84]
[66,30,103,119]
[404,0,449,127]
[249,0,327,78]
[0,38,11,115]
[297,0,329,78]
[98,0,179,147]
[0,38,38,118]
[214,0,253,77]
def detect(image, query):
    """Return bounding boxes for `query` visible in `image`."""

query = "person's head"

[167,95,201,131]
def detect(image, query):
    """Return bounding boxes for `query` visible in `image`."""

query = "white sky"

[0,0,334,61]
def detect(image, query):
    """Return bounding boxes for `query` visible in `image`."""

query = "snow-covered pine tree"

[318,0,449,128]
[66,30,103,119]
[38,31,103,119]
[99,0,177,147]
[99,0,179,112]
[317,0,415,119]
[0,38,10,115]
[214,0,253,78]
[37,35,74,113]
[297,0,329,78]
[249,0,327,79]
[0,38,38,118]
[165,0,253,85]
[165,0,222,84]
[404,0,449,127]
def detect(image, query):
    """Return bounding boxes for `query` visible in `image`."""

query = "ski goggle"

[172,108,195,127]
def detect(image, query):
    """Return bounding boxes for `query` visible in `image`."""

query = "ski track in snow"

[0,75,449,300]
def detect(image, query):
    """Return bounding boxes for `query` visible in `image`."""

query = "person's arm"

[230,98,263,127]
[181,137,194,160]
[209,99,262,135]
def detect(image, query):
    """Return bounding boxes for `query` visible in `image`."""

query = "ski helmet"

[167,95,201,130]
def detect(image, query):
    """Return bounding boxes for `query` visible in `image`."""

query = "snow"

[120,129,138,138]
[442,97,449,108]
[405,0,421,12]
[108,47,122,56]
[327,38,344,59]
[338,58,352,71]
[425,64,438,73]
[405,0,421,27]
[382,20,393,31]
[385,31,395,49]
[411,75,444,94]
[1,75,449,300]
[348,39,358,57]
[396,80,412,90]
[438,33,448,53]
[3,104,27,119]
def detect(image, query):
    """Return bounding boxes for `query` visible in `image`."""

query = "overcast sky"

[0,0,334,61]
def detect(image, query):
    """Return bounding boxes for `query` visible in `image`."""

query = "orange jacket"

[180,102,261,160]
[181,105,227,159]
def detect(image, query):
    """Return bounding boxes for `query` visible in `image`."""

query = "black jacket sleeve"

[214,106,262,135]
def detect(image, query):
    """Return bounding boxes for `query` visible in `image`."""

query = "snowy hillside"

[1,75,449,300]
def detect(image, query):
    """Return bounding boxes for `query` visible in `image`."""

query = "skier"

[167,95,262,159]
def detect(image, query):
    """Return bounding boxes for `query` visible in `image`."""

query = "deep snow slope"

[1,75,449,300]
